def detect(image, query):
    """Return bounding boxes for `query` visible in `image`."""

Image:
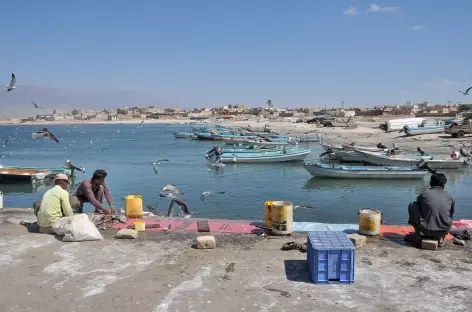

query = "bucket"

[134,221,145,232]
[269,201,293,235]
[264,200,274,229]
[125,194,143,218]
[358,209,382,236]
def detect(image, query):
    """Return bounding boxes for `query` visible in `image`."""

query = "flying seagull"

[200,191,226,201]
[101,147,107,152]
[458,87,472,95]
[31,101,44,109]
[6,73,16,91]
[33,128,60,143]
[151,159,169,166]
[159,184,190,217]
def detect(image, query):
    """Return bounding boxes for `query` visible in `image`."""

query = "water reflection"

[304,177,427,191]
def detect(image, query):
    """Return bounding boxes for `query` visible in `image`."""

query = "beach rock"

[115,229,138,239]
[421,239,438,251]
[347,233,367,248]
[196,235,216,249]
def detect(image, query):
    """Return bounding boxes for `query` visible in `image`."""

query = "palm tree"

[265,100,273,110]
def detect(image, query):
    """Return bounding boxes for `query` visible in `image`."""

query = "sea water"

[0,124,471,224]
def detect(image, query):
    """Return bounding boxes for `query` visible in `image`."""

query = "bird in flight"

[31,101,44,109]
[151,159,169,166]
[200,191,226,201]
[458,87,472,95]
[101,148,107,152]
[6,73,16,91]
[33,128,60,143]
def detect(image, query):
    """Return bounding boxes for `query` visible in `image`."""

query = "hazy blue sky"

[0,1,471,108]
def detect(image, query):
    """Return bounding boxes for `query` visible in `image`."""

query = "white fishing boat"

[173,131,196,139]
[379,117,424,132]
[354,149,469,169]
[320,143,391,162]
[304,163,428,179]
[219,148,311,163]
[403,121,446,136]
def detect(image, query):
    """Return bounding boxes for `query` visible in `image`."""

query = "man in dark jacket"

[71,169,115,214]
[406,173,455,245]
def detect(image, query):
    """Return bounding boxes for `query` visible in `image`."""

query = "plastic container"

[307,231,355,284]
[124,194,143,218]
[358,209,382,236]
[269,201,293,235]
[134,221,145,232]
[264,200,274,229]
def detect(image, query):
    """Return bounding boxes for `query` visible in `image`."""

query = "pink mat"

[452,220,472,228]
[184,221,262,234]
[112,219,184,232]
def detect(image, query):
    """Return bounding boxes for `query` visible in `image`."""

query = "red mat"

[184,221,262,234]
[380,225,454,240]
[112,219,184,232]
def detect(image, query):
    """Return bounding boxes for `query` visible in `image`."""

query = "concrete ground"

[0,211,471,312]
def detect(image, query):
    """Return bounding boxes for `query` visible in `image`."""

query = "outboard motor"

[319,148,334,158]
[417,147,426,156]
[416,159,437,174]
[377,143,387,149]
[379,123,388,132]
[387,148,396,156]
[401,125,409,133]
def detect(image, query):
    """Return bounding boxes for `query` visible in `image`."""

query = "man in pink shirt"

[71,169,116,214]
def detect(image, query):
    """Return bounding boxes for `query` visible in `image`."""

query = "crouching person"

[35,174,74,234]
[405,173,455,246]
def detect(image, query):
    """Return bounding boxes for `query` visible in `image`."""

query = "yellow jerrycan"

[125,194,143,218]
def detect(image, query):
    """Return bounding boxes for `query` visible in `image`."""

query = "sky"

[0,0,471,110]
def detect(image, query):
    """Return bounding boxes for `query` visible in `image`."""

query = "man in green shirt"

[35,174,74,234]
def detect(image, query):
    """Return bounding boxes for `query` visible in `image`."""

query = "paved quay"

[0,209,471,312]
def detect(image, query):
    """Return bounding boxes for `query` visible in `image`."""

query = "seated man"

[36,174,74,234]
[406,173,455,246]
[71,169,116,215]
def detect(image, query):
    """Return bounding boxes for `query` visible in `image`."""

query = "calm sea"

[1,124,471,224]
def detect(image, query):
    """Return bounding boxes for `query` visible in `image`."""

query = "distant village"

[11,101,472,123]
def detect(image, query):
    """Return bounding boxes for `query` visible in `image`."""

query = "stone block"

[115,229,138,239]
[196,235,216,249]
[347,233,367,248]
[421,239,438,251]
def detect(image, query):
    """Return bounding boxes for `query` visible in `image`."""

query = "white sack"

[53,214,103,242]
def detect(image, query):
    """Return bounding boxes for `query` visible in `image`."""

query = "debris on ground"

[281,241,307,252]
[88,214,127,230]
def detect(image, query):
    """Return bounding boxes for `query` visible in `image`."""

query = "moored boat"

[173,131,196,139]
[0,168,50,184]
[354,149,468,169]
[304,163,428,179]
[403,122,445,136]
[219,148,311,163]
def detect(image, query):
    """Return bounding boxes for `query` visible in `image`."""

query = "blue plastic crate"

[307,231,355,284]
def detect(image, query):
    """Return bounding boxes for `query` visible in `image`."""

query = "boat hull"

[221,150,310,163]
[304,164,428,179]
[355,150,467,169]
[405,127,444,136]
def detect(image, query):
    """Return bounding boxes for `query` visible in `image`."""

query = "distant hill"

[0,85,161,118]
